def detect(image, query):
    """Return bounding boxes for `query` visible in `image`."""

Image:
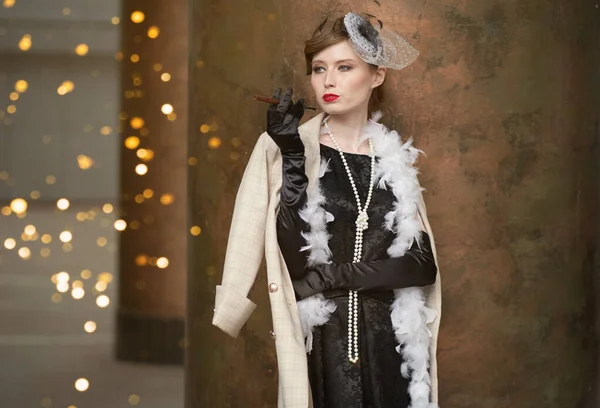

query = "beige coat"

[212,112,442,408]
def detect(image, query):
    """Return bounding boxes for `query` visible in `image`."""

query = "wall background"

[186,1,600,407]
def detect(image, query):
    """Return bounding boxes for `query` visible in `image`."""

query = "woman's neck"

[322,109,370,154]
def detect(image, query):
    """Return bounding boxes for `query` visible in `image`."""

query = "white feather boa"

[297,112,438,408]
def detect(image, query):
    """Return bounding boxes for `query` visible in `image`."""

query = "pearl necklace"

[322,117,375,364]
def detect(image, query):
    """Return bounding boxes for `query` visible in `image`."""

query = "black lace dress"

[305,144,411,408]
[276,143,414,408]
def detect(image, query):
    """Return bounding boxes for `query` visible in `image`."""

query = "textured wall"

[187,0,599,407]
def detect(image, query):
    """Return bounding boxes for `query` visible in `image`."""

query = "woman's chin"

[320,104,348,116]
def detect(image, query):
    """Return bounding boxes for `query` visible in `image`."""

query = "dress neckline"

[319,142,371,158]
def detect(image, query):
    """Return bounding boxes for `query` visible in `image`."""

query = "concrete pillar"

[117,0,188,365]
[186,0,598,406]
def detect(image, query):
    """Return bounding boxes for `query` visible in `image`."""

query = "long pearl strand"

[322,117,375,364]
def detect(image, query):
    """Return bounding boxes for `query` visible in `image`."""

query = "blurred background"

[1,0,599,407]
[0,0,186,407]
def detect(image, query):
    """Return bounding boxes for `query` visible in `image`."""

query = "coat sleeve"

[212,133,270,338]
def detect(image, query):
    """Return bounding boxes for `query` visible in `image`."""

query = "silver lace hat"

[343,12,419,70]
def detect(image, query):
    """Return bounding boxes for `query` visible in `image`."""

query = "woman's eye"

[312,66,325,73]
[339,65,352,71]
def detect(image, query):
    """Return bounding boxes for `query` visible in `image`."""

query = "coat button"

[270,330,276,339]
[268,283,278,293]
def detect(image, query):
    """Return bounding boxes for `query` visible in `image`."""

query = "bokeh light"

[130,11,145,23]
[75,44,89,56]
[98,272,113,283]
[18,247,31,259]
[15,79,28,92]
[19,34,32,51]
[161,104,173,115]
[84,321,97,333]
[159,193,174,205]
[96,295,110,308]
[71,287,85,300]
[135,254,148,266]
[124,136,140,149]
[57,80,75,95]
[74,378,89,392]
[10,198,28,214]
[77,155,94,169]
[147,26,160,39]
[137,149,154,161]
[156,257,169,268]
[114,220,127,231]
[130,117,144,129]
[57,198,70,210]
[129,394,141,405]
[208,137,222,149]
[57,281,69,293]
[57,272,70,282]
[59,231,73,243]
[135,164,148,175]
[95,281,107,292]
[4,238,16,249]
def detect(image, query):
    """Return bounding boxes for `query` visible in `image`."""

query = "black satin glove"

[293,232,437,300]
[266,88,305,155]
[272,88,311,278]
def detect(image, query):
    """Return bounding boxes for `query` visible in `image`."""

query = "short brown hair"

[304,15,385,114]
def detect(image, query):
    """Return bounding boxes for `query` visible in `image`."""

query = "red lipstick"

[323,94,339,103]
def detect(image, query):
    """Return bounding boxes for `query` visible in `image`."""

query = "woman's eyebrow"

[312,58,357,65]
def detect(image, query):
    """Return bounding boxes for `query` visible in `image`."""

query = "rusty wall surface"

[186,0,599,406]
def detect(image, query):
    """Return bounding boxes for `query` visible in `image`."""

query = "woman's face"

[310,40,386,116]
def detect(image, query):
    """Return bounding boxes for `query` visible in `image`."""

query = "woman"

[213,12,441,408]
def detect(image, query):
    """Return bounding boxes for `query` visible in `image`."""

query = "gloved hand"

[292,232,437,300]
[266,88,306,155]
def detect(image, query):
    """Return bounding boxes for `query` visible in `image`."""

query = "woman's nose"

[324,71,335,88]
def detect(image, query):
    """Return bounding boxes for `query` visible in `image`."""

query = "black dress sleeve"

[293,232,437,300]
[276,150,310,280]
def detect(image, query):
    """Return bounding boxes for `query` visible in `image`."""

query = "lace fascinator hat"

[304,12,419,74]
